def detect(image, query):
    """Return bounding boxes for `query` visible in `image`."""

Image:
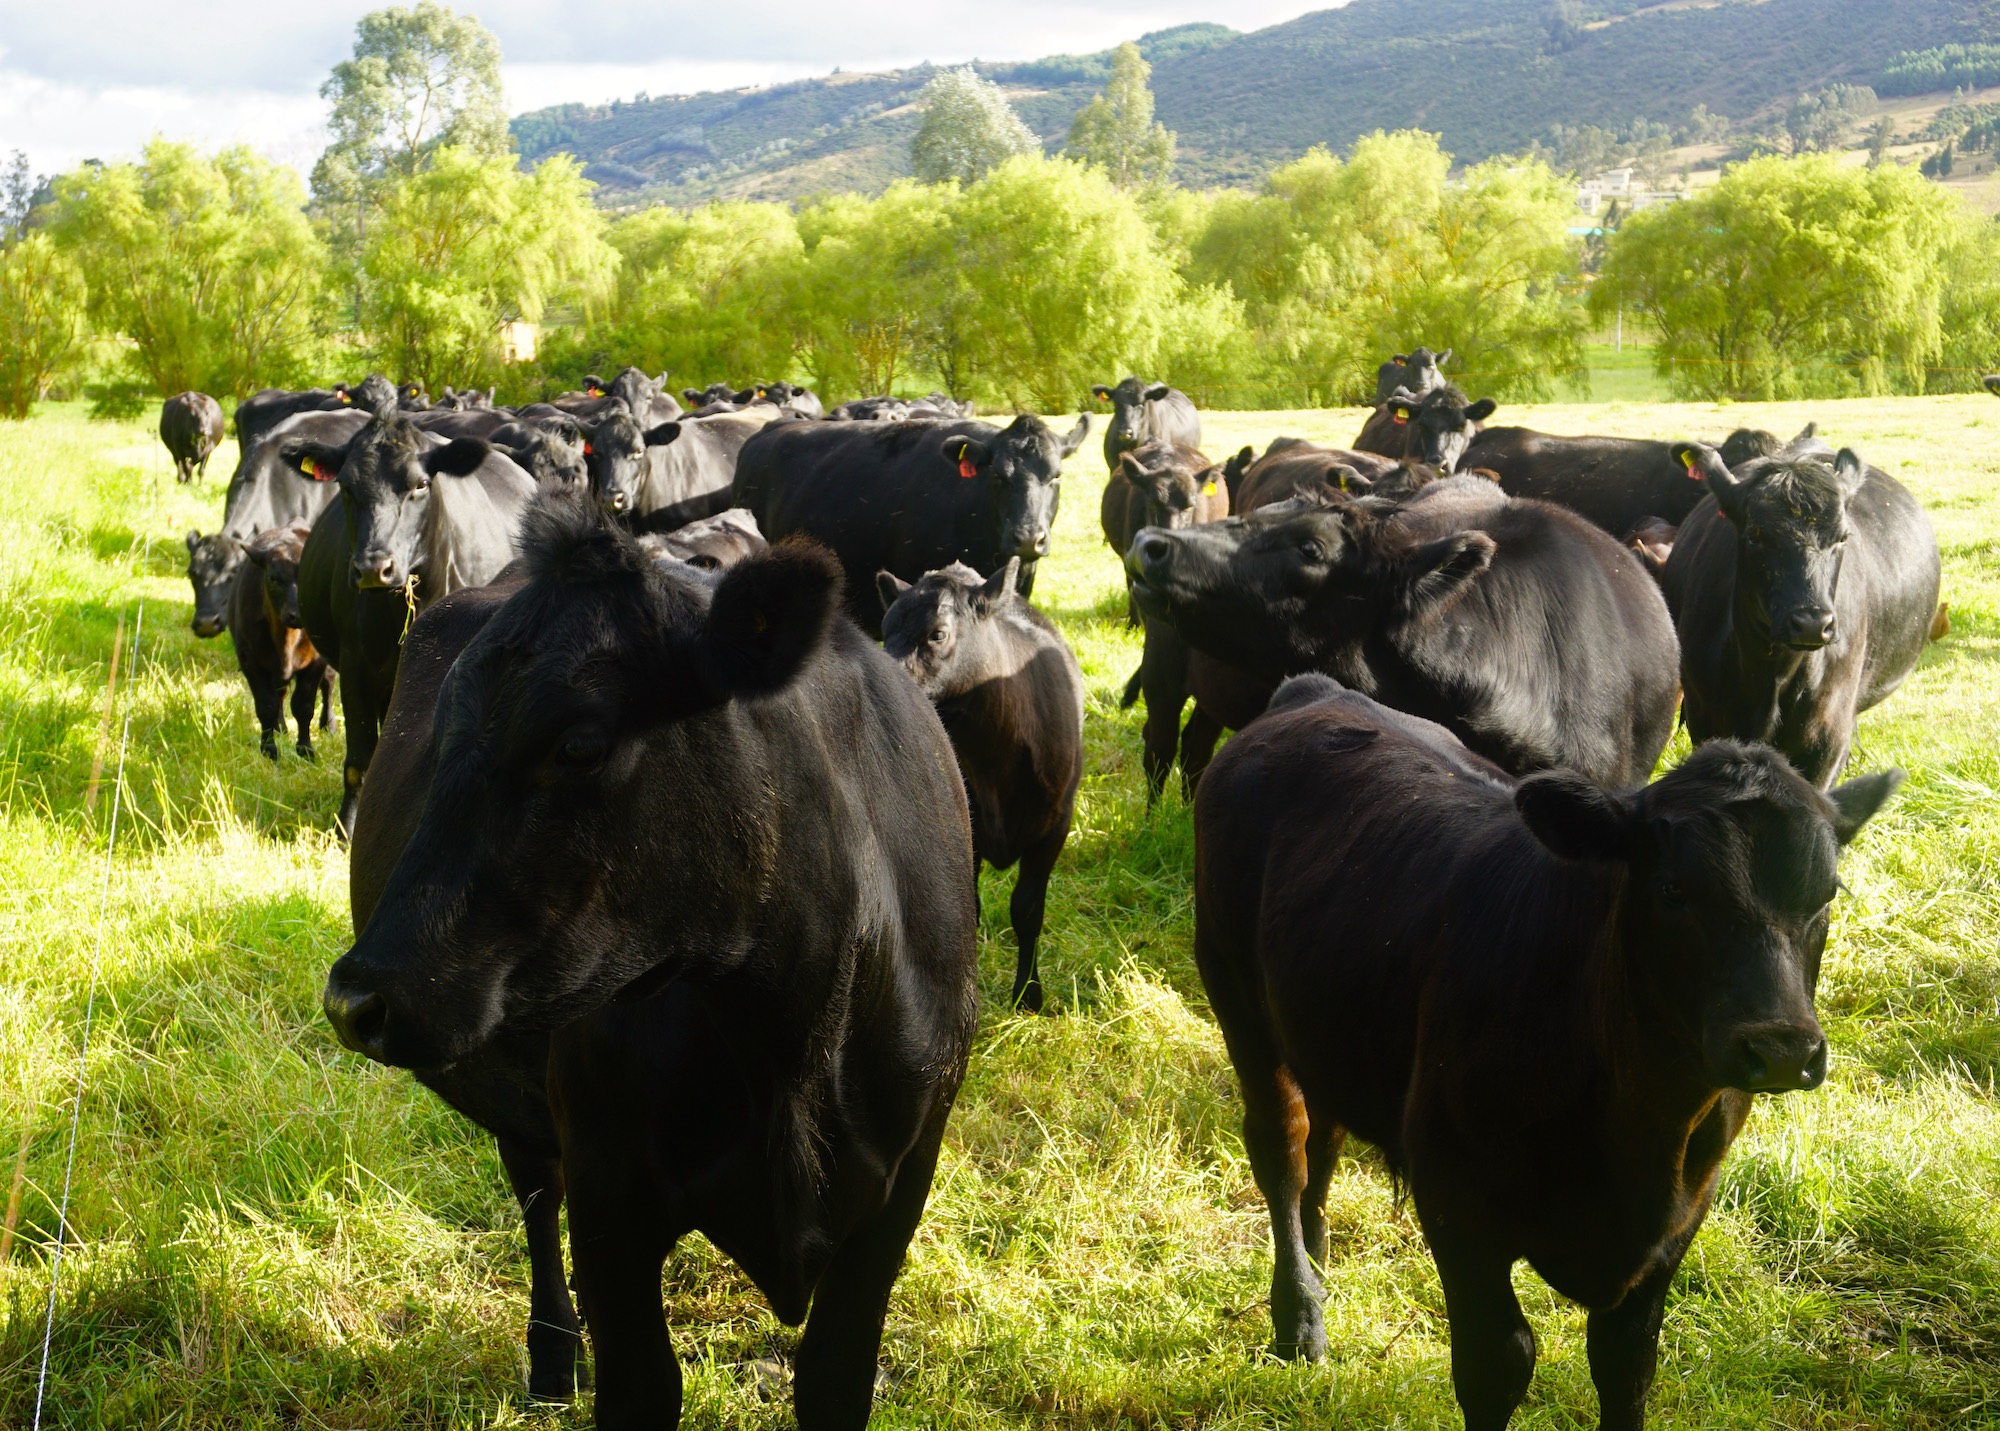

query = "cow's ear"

[1794,421,1818,443]
[1391,354,1409,366]
[1828,767,1903,846]
[703,540,842,699]
[1117,451,1146,483]
[278,437,352,482]
[1516,771,1634,861]
[644,421,682,448]
[185,529,200,553]
[1398,531,1495,614]
[1060,414,1090,457]
[1091,383,1110,400]
[682,388,703,404]
[247,542,273,570]
[876,569,913,615]
[1832,448,1868,501]
[423,438,491,478]
[972,557,1019,611]
[1144,382,1170,401]
[1466,398,1497,423]
[942,435,992,473]
[1437,348,1453,367]
[1673,442,1744,519]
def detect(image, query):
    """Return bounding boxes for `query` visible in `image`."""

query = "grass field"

[1,396,1997,1429]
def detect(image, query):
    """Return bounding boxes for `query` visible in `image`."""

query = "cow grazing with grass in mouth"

[325,490,979,1429]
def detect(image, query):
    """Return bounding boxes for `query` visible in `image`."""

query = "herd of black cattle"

[157,348,1945,1430]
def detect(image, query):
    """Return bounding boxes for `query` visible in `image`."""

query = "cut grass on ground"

[1,398,1998,1428]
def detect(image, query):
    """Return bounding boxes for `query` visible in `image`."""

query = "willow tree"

[910,68,1039,186]
[1066,42,1175,189]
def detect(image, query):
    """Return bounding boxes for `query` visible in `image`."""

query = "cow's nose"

[603,490,629,513]
[191,615,225,638]
[352,556,397,588]
[1032,531,1051,556]
[1735,1029,1827,1092]
[323,981,389,1059]
[1134,533,1173,574]
[1782,608,1836,649]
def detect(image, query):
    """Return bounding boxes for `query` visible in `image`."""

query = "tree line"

[4,3,2000,420]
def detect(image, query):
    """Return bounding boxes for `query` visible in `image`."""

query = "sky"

[0,1,1333,178]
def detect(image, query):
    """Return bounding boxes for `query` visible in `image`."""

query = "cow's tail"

[1119,667,1144,709]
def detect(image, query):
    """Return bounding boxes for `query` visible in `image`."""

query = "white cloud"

[0,0,1335,178]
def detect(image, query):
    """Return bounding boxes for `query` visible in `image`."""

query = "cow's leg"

[1178,702,1227,797]
[336,672,375,840]
[1586,1214,1701,1431]
[1432,1239,1536,1431]
[1299,1117,1347,1270]
[1138,623,1190,806]
[496,1138,586,1401]
[569,1209,678,1429]
[793,1121,944,1430]
[289,671,319,760]
[248,670,285,763]
[1241,1061,1325,1360]
[1007,831,1066,1014]
[318,666,337,731]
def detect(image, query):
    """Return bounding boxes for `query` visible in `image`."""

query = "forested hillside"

[510,0,1997,201]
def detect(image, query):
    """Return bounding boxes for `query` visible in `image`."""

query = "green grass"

[2,396,1998,1428]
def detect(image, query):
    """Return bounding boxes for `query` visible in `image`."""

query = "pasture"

[1,395,1997,1428]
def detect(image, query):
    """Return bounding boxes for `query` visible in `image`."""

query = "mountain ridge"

[510,0,1999,203]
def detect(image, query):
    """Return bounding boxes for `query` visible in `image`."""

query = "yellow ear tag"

[301,458,318,478]
[1202,480,1217,497]
[1337,472,1349,492]
[1392,408,1410,425]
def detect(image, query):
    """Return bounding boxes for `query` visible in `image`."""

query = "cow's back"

[1467,428,1711,535]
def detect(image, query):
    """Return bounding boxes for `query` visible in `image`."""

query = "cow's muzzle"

[323,979,389,1061]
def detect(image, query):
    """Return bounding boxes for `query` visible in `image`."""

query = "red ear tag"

[584,441,594,455]
[958,457,978,479]
[1681,451,1701,479]
[588,388,603,397]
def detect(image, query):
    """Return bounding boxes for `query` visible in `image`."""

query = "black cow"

[228,524,335,761]
[185,531,244,638]
[879,558,1082,1013]
[322,493,979,1429]
[681,381,740,408]
[1193,673,1899,1426]
[1122,443,1458,802]
[232,386,353,447]
[583,405,773,531]
[1664,436,1941,787]
[1101,441,1229,624]
[1092,375,1201,474]
[341,502,779,1406]
[1354,383,1497,470]
[293,409,538,835]
[160,392,224,484]
[437,386,495,410]
[635,507,766,570]
[1126,478,1680,786]
[733,412,1090,634]
[1461,422,1822,540]
[487,417,588,490]
[825,396,911,421]
[1372,345,1452,404]
[183,409,373,629]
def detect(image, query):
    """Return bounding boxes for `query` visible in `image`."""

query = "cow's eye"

[930,627,948,644]
[1297,539,1327,562]
[556,729,608,767]
[1661,879,1688,905]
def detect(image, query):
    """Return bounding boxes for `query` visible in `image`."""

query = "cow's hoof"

[259,740,279,763]
[1012,979,1045,1015]
[297,742,316,762]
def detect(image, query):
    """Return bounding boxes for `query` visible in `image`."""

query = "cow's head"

[878,558,1023,700]
[320,490,846,1067]
[1515,741,1900,1092]
[1093,376,1170,460]
[279,411,492,590]
[581,405,681,517]
[1118,444,1223,532]
[495,416,588,490]
[941,413,1087,566]
[1125,490,1495,678]
[603,366,659,414]
[185,530,243,637]
[1384,383,1495,473]
[247,524,311,630]
[1674,440,1867,652]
